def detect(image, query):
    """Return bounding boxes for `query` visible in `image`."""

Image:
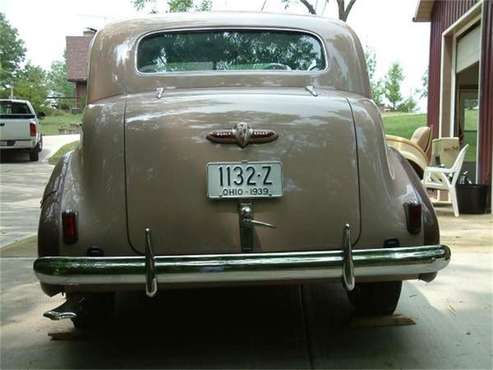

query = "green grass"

[464,109,479,130]
[463,109,479,162]
[463,132,477,162]
[39,112,82,135]
[382,112,427,139]
[48,141,79,165]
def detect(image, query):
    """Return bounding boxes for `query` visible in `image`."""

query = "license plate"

[207,161,283,199]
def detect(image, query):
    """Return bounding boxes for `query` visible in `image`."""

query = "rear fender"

[37,152,74,296]
[56,97,129,257]
[348,97,438,248]
[38,153,72,257]
[392,147,439,245]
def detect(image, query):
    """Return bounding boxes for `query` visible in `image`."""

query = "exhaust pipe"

[43,296,85,321]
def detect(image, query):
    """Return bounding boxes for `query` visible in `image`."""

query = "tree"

[281,0,358,21]
[336,0,358,21]
[397,95,418,113]
[0,12,26,85]
[47,57,74,98]
[364,46,384,106]
[132,0,211,12]
[420,69,428,98]
[193,0,211,11]
[384,62,404,111]
[167,0,192,11]
[13,64,49,113]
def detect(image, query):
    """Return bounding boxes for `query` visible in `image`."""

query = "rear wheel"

[71,293,115,329]
[347,281,402,316]
[29,147,39,161]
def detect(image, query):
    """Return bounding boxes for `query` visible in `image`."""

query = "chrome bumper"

[34,244,450,293]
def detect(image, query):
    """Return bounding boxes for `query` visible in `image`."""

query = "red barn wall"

[478,0,492,185]
[427,0,478,138]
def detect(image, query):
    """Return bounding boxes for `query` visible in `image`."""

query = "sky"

[0,0,430,110]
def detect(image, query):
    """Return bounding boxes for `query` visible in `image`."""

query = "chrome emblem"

[207,122,278,148]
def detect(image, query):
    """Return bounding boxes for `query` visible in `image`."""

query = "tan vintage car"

[34,12,450,328]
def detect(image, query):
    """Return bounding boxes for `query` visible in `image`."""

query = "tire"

[38,136,43,152]
[347,281,402,316]
[29,148,39,161]
[71,293,115,330]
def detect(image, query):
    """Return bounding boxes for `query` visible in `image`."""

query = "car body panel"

[35,12,446,297]
[125,88,360,254]
[86,13,370,104]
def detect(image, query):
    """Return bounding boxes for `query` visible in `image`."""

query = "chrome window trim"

[133,26,329,77]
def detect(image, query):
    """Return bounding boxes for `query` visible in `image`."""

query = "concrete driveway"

[0,138,492,369]
[0,135,79,247]
[0,249,492,369]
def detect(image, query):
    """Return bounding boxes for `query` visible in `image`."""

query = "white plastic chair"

[422,144,469,217]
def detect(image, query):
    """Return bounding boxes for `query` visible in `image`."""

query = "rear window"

[137,30,326,73]
[0,101,34,118]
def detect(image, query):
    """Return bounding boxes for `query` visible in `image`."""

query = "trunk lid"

[125,88,360,255]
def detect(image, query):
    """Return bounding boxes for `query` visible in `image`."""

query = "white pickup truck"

[0,99,43,161]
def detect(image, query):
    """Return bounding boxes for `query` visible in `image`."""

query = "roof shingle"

[66,36,93,82]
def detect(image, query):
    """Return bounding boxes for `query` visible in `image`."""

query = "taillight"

[62,210,78,244]
[29,121,36,137]
[404,202,422,235]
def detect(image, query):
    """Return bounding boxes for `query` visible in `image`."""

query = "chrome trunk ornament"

[207,122,278,148]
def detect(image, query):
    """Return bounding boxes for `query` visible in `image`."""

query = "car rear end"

[33,14,450,325]
[0,100,41,159]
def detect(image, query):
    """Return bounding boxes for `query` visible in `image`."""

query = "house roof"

[413,0,435,22]
[66,35,94,82]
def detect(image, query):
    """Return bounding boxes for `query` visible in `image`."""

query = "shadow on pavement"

[0,149,33,163]
[53,285,313,369]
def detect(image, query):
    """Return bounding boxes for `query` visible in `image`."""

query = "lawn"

[463,109,478,161]
[382,112,427,139]
[48,141,79,165]
[39,112,82,135]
